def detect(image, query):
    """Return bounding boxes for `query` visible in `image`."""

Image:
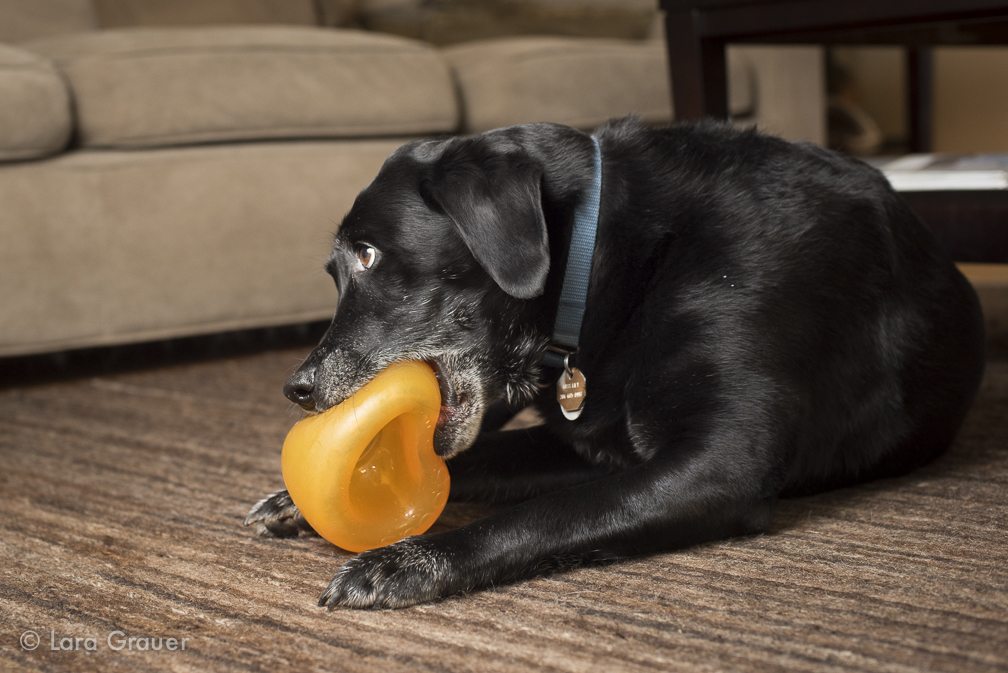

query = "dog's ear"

[420,144,548,299]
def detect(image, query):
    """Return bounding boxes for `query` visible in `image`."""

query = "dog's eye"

[353,243,378,271]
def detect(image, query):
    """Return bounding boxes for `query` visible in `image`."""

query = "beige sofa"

[0,0,824,357]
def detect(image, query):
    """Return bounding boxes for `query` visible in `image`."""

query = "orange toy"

[280,361,450,552]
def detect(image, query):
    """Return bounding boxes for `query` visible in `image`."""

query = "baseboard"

[959,263,1008,355]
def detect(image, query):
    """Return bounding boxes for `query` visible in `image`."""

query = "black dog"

[245,117,985,609]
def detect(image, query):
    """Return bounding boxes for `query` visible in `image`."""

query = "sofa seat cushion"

[0,44,73,160]
[25,26,459,148]
[0,139,405,356]
[444,37,754,133]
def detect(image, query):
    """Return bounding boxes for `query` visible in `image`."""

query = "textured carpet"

[0,348,1006,673]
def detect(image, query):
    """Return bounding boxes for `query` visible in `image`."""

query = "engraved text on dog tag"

[556,367,587,421]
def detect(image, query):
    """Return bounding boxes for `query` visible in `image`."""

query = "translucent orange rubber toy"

[280,361,450,552]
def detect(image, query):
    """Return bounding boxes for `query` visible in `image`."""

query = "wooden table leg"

[906,47,934,152]
[664,10,729,120]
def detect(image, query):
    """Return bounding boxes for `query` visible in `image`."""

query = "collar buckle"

[543,345,576,374]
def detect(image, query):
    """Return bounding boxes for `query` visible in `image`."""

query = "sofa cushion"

[360,0,657,45]
[0,0,96,43]
[0,140,405,356]
[26,26,459,148]
[0,44,73,160]
[93,0,320,28]
[445,37,755,133]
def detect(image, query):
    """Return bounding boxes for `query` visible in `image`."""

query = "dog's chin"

[429,359,486,459]
[432,412,482,459]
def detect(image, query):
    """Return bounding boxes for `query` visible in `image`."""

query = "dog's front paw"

[319,538,457,609]
[243,489,315,538]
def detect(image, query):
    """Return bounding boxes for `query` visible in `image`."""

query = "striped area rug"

[1,349,1005,672]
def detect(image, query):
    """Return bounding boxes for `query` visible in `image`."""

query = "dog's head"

[285,123,597,457]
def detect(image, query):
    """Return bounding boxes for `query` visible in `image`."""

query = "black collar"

[543,135,602,371]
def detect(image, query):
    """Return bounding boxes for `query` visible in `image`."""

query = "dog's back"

[586,119,985,494]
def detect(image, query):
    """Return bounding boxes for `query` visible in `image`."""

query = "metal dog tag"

[556,367,587,421]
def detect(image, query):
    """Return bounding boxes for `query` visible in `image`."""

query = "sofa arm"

[733,45,826,145]
[0,42,73,161]
[650,14,825,144]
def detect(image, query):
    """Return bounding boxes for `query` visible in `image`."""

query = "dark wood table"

[660,0,1008,152]
[659,0,1008,263]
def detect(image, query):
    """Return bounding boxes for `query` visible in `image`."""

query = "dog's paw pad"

[319,538,453,609]
[243,489,314,538]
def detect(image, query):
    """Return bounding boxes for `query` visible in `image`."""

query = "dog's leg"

[319,437,774,609]
[448,425,613,503]
[244,489,317,538]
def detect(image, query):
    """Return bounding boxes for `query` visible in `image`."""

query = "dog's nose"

[284,371,316,410]
[284,381,314,408]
